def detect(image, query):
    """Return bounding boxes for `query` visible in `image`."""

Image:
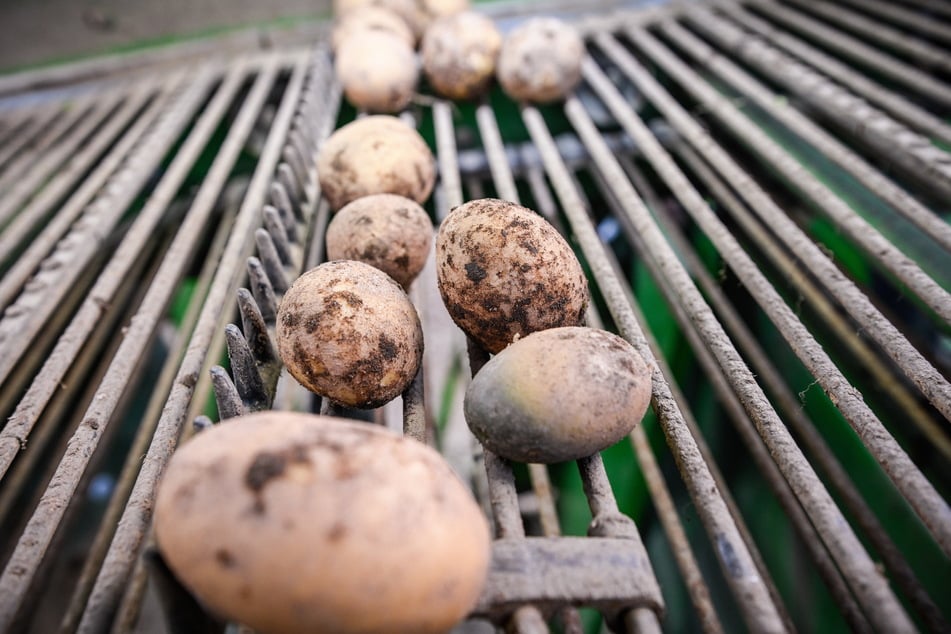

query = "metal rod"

[254,228,290,294]
[75,51,317,633]
[837,0,951,44]
[719,3,951,148]
[433,100,465,210]
[664,17,951,254]
[402,366,426,442]
[0,107,60,175]
[520,103,788,633]
[224,324,269,411]
[746,0,951,107]
[476,102,520,203]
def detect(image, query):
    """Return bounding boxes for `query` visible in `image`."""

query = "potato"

[336,31,418,113]
[435,198,588,353]
[421,12,502,101]
[334,0,466,40]
[154,411,491,634]
[465,327,652,463]
[277,260,423,408]
[317,115,436,211]
[331,6,414,52]
[326,194,433,289]
[497,17,584,104]
[415,0,470,36]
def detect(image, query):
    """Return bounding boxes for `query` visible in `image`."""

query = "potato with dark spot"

[317,115,436,211]
[465,327,652,463]
[326,194,433,288]
[154,412,492,634]
[331,6,414,52]
[336,31,418,113]
[435,198,588,353]
[277,260,423,408]
[421,12,502,100]
[497,17,584,104]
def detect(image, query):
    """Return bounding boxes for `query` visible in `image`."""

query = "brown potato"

[335,31,418,113]
[421,12,502,100]
[333,0,467,40]
[331,6,414,52]
[154,411,492,634]
[465,327,652,463]
[317,115,436,211]
[326,194,433,289]
[277,260,423,408]
[497,17,584,104]
[435,198,588,353]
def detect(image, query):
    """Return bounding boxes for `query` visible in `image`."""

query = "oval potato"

[317,115,436,211]
[421,12,502,100]
[435,198,588,353]
[154,412,491,634]
[331,6,414,52]
[497,17,584,104]
[465,327,652,463]
[336,31,418,113]
[277,260,423,408]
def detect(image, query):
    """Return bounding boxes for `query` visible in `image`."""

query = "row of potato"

[146,12,651,633]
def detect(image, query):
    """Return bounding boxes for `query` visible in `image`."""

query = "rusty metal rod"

[719,4,951,148]
[662,17,951,255]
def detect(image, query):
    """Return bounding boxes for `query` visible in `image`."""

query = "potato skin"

[331,6,414,52]
[277,260,423,408]
[317,115,436,211]
[334,0,468,40]
[435,198,588,353]
[421,12,502,100]
[336,31,418,113]
[154,412,492,634]
[326,194,433,288]
[497,18,584,104]
[465,327,652,463]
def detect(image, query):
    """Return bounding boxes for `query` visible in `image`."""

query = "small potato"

[497,17,584,104]
[326,194,433,288]
[421,12,502,100]
[336,31,418,113]
[465,327,652,463]
[436,198,588,353]
[317,115,436,211]
[277,260,423,408]
[154,412,492,634]
[331,6,414,52]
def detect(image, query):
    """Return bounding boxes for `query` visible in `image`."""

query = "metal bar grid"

[0,1,948,632]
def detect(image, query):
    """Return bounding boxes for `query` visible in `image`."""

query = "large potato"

[421,12,502,100]
[277,260,423,408]
[497,18,584,104]
[326,193,433,288]
[331,6,414,52]
[435,198,588,353]
[336,31,418,113]
[465,327,652,463]
[317,115,436,211]
[154,412,492,634]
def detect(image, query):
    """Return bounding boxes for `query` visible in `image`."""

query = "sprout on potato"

[317,115,436,211]
[277,260,423,408]
[465,327,652,463]
[421,12,502,101]
[326,193,433,289]
[154,412,491,634]
[435,198,588,353]
[497,17,584,104]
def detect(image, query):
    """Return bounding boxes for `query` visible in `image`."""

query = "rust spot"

[179,372,198,388]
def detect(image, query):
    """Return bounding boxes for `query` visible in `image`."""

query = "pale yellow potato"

[435,198,588,353]
[154,412,492,634]
[465,327,652,463]
[326,194,433,288]
[334,0,468,40]
[497,17,584,104]
[336,31,418,113]
[421,12,501,100]
[317,115,436,211]
[277,260,423,408]
[331,6,414,52]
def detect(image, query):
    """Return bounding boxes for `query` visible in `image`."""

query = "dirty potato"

[497,17,584,104]
[277,260,423,408]
[336,31,418,113]
[421,12,502,100]
[317,115,436,211]
[154,412,492,634]
[333,0,466,41]
[326,194,433,289]
[435,198,588,353]
[331,6,414,52]
[465,327,652,463]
